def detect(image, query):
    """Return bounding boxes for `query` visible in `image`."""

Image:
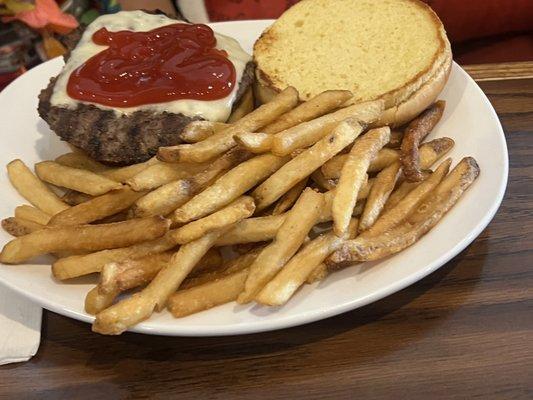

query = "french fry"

[2,217,44,237]
[401,100,446,182]
[48,188,145,226]
[386,129,404,148]
[215,213,287,246]
[0,216,170,264]
[263,90,353,134]
[332,127,390,236]
[305,263,328,284]
[52,232,177,280]
[157,87,299,163]
[180,121,230,143]
[233,132,273,153]
[14,205,50,225]
[321,148,399,179]
[55,152,109,174]
[125,161,209,191]
[170,196,256,244]
[101,157,159,182]
[238,188,323,303]
[85,286,118,315]
[255,232,342,306]
[172,153,289,224]
[61,190,92,206]
[270,100,383,156]
[359,161,402,232]
[272,178,308,215]
[35,161,122,196]
[227,87,254,123]
[93,227,230,335]
[310,169,337,191]
[252,119,363,211]
[168,269,249,318]
[188,247,224,277]
[7,159,69,215]
[364,158,452,237]
[327,157,479,265]
[384,181,422,212]
[320,188,367,222]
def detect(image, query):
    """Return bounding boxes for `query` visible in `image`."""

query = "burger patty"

[38,17,255,166]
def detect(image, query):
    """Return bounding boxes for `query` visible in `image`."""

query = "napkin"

[0,285,41,365]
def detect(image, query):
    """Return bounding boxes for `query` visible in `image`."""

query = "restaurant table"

[0,62,532,400]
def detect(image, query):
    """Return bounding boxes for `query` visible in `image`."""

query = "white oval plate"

[0,20,507,336]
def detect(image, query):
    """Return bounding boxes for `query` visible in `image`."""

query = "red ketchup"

[66,23,236,107]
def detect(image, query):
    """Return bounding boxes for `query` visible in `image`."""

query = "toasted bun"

[254,0,452,126]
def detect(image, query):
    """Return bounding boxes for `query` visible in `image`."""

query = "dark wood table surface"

[1,64,532,400]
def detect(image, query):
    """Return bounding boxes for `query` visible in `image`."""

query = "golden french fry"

[172,153,289,224]
[54,152,109,174]
[401,101,446,182]
[272,178,308,215]
[85,286,118,315]
[227,87,254,123]
[14,205,50,225]
[359,161,402,232]
[35,161,122,196]
[320,188,366,223]
[384,181,421,211]
[1,217,44,237]
[48,188,144,226]
[168,268,249,318]
[180,121,230,143]
[170,196,256,244]
[305,263,328,284]
[157,87,299,163]
[271,100,384,156]
[321,148,399,179]
[131,149,250,218]
[263,90,353,135]
[328,157,479,265]
[252,119,363,211]
[233,132,273,154]
[61,190,92,206]
[238,188,323,303]
[386,129,404,148]
[101,158,159,182]
[93,228,230,335]
[332,127,390,236]
[310,169,337,191]
[256,232,342,306]
[215,214,287,246]
[7,159,69,215]
[0,216,170,264]
[364,158,452,237]
[125,161,209,191]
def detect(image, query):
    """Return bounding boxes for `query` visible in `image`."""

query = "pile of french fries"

[0,87,479,335]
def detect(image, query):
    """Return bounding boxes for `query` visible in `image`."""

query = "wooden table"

[1,63,532,399]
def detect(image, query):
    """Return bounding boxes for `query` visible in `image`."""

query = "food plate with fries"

[0,20,507,336]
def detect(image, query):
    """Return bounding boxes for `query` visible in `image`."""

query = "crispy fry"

[172,153,289,224]
[61,190,92,206]
[35,161,122,196]
[386,129,404,148]
[362,158,451,237]
[227,87,254,123]
[180,121,230,143]
[310,169,337,191]
[238,188,323,303]
[327,157,479,265]
[85,286,118,315]
[321,148,399,179]
[359,161,402,232]
[54,152,109,174]
[48,188,145,226]
[215,214,287,246]
[101,158,159,182]
[305,263,328,284]
[263,90,353,134]
[0,216,170,264]
[271,100,383,156]
[2,217,44,237]
[401,100,446,182]
[384,181,422,212]
[131,149,250,218]
[256,232,342,305]
[52,232,177,280]
[126,161,209,191]
[332,127,390,236]
[233,132,273,153]
[14,205,50,225]
[158,87,299,163]
[168,268,249,317]
[93,228,230,335]
[170,196,256,244]
[7,159,69,215]
[253,119,363,211]
[272,178,308,215]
